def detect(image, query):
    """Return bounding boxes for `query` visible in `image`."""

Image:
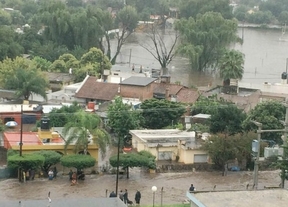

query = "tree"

[210,104,246,135]
[62,110,110,156]
[243,101,285,144]
[278,11,288,24]
[109,150,156,178]
[175,12,239,71]
[34,150,62,174]
[202,132,256,175]
[140,98,186,129]
[107,96,142,143]
[3,67,48,100]
[7,153,45,171]
[0,9,12,25]
[179,0,233,19]
[191,95,224,116]
[32,56,52,72]
[139,24,179,74]
[48,103,82,127]
[60,154,96,171]
[110,6,139,64]
[219,49,245,88]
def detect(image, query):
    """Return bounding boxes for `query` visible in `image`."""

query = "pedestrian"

[119,190,124,201]
[132,64,135,72]
[139,65,143,73]
[109,191,117,198]
[135,190,141,205]
[123,189,128,204]
[189,184,195,192]
[48,169,54,180]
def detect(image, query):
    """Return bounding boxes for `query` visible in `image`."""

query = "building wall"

[120,84,153,101]
[179,148,208,164]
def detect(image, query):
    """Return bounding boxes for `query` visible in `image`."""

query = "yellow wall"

[132,135,208,164]
[11,144,99,161]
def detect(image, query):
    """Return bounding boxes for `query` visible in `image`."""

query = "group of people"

[109,189,141,205]
[22,169,35,182]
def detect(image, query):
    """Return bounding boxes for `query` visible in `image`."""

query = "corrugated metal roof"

[120,76,157,86]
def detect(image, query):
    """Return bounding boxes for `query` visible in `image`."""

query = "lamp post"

[115,135,121,196]
[19,104,23,156]
[152,186,157,207]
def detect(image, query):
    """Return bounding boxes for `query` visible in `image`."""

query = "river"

[113,27,288,87]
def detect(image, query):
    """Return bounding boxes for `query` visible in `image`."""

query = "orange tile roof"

[4,132,42,148]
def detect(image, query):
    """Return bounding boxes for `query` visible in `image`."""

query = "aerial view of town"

[0,0,288,206]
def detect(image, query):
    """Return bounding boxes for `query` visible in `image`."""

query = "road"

[0,169,282,206]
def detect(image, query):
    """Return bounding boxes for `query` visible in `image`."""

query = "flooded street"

[0,170,282,205]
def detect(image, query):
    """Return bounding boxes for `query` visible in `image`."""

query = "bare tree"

[139,24,179,74]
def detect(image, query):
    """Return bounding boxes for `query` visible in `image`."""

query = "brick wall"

[120,84,154,101]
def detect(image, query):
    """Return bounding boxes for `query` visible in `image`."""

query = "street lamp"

[152,186,157,207]
[19,104,23,156]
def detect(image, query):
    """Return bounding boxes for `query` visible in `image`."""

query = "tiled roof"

[176,88,200,103]
[153,83,183,95]
[75,77,119,101]
[120,76,157,86]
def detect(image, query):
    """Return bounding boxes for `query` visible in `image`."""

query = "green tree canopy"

[0,57,49,100]
[140,98,186,129]
[219,49,245,82]
[7,153,45,171]
[107,96,142,141]
[243,100,285,144]
[34,150,62,174]
[202,132,256,175]
[63,110,110,156]
[60,154,96,170]
[175,12,239,71]
[210,104,246,135]
[48,103,82,127]
[179,0,233,19]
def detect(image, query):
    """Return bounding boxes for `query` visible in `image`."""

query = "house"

[120,76,158,101]
[44,72,74,92]
[3,118,99,161]
[75,76,119,105]
[130,129,208,164]
[48,82,82,104]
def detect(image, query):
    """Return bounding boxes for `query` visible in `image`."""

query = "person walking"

[135,190,141,205]
[123,189,128,204]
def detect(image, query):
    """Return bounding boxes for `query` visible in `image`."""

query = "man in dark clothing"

[123,189,128,204]
[68,170,73,180]
[109,191,117,198]
[189,184,195,192]
[135,190,141,204]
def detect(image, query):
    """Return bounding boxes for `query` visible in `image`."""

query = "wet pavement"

[0,169,282,206]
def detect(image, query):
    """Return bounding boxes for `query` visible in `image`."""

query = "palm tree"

[219,49,244,87]
[62,110,110,156]
[5,68,48,100]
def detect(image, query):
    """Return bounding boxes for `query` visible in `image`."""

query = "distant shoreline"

[237,22,282,30]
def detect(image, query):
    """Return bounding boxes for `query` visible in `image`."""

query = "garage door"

[194,154,208,163]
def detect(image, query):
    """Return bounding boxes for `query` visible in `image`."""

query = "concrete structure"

[0,197,126,207]
[186,189,288,207]
[130,129,208,164]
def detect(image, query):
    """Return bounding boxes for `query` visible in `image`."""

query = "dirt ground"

[0,169,283,206]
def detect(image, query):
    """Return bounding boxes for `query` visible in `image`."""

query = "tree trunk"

[126,167,129,179]
[161,67,168,76]
[281,169,285,188]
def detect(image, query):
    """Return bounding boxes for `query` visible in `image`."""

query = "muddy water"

[112,28,288,87]
[0,170,282,205]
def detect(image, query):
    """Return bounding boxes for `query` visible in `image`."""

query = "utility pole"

[251,120,262,189]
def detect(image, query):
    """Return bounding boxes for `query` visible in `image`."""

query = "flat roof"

[120,76,157,86]
[0,104,40,113]
[0,197,126,207]
[130,129,195,141]
[190,189,288,207]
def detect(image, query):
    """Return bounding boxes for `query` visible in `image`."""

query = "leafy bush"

[60,154,96,170]
[8,154,45,171]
